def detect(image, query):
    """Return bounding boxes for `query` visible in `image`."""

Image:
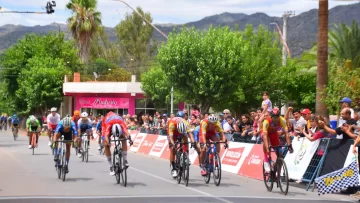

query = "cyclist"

[102,111,132,176]
[167,111,196,178]
[26,115,41,149]
[8,115,12,129]
[262,107,293,172]
[2,113,8,131]
[47,107,61,146]
[96,115,104,150]
[53,116,77,173]
[11,114,20,133]
[199,114,228,176]
[77,112,93,158]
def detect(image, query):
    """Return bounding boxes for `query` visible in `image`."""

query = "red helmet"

[270,108,280,118]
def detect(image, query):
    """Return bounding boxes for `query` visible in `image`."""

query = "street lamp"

[270,22,291,65]
[0,1,56,14]
[112,0,175,114]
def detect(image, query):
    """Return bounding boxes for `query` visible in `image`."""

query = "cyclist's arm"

[168,122,175,145]
[46,114,51,124]
[71,121,78,136]
[201,122,207,144]
[36,120,41,132]
[26,119,30,132]
[215,122,226,142]
[279,117,291,145]
[262,120,270,154]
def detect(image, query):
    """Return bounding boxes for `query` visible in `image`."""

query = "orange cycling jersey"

[199,119,223,142]
[102,112,128,137]
[167,117,191,138]
[262,116,288,146]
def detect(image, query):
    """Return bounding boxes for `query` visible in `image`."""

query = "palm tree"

[66,0,102,63]
[316,0,329,117]
[329,21,360,68]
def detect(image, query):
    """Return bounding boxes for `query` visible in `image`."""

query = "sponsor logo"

[133,136,143,147]
[152,139,166,152]
[222,147,244,166]
[248,155,261,165]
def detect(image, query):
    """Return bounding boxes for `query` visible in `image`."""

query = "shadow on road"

[126,182,147,187]
[0,144,20,148]
[33,153,49,156]
[86,161,103,163]
[65,178,93,182]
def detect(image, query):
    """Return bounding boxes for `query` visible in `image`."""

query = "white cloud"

[0,0,358,27]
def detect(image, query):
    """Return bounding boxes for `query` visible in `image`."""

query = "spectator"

[191,105,200,117]
[128,117,137,130]
[339,97,355,126]
[162,113,168,127]
[250,109,257,121]
[133,115,138,122]
[219,113,225,128]
[237,114,252,133]
[261,91,273,113]
[285,107,307,137]
[223,116,235,141]
[353,108,360,136]
[190,114,197,125]
[320,108,357,140]
[149,115,155,128]
[184,113,190,123]
[301,108,312,131]
[241,122,253,138]
[303,115,330,141]
[309,115,317,133]
[170,113,175,118]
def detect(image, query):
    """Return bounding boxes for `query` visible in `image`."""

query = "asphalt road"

[0,130,357,203]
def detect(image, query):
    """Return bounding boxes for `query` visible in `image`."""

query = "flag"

[315,160,359,195]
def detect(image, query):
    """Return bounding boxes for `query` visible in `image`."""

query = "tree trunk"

[200,103,211,114]
[316,0,329,118]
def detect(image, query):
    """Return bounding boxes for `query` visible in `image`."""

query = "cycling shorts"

[58,130,73,141]
[29,126,38,132]
[49,124,57,130]
[13,124,19,127]
[199,132,219,143]
[80,128,91,134]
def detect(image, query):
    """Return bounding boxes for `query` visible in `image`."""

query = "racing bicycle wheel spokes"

[203,156,211,184]
[277,158,289,195]
[61,150,67,181]
[32,133,36,155]
[176,152,182,184]
[113,151,120,184]
[213,152,222,186]
[182,152,190,186]
[119,153,127,187]
[85,141,89,163]
[263,161,274,192]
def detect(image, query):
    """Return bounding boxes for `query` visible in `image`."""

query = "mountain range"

[0,3,359,56]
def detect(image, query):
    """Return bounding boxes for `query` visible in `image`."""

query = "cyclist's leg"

[53,132,61,160]
[28,130,32,147]
[212,134,221,153]
[65,133,72,164]
[168,135,176,175]
[120,134,129,166]
[104,134,114,174]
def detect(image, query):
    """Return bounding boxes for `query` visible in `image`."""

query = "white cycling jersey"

[47,113,60,125]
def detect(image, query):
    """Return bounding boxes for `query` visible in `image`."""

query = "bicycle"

[111,136,132,186]
[50,130,55,155]
[263,145,290,195]
[80,132,89,162]
[99,135,105,155]
[55,135,73,182]
[173,138,191,186]
[202,141,227,186]
[12,127,19,141]
[29,131,38,155]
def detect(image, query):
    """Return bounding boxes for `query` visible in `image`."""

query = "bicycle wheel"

[32,134,36,155]
[277,158,289,195]
[113,151,120,184]
[57,147,62,179]
[176,152,182,184]
[263,161,274,192]
[85,142,89,163]
[203,155,211,184]
[61,150,67,181]
[213,152,222,186]
[182,152,190,186]
[119,152,127,187]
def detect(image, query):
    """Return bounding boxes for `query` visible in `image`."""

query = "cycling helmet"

[74,110,80,116]
[81,112,88,118]
[13,114,17,117]
[177,120,187,134]
[51,107,57,112]
[208,114,218,124]
[270,107,280,118]
[112,124,122,137]
[176,111,185,118]
[63,116,72,127]
[29,115,36,122]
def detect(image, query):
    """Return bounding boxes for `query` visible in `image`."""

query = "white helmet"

[208,114,218,124]
[51,107,57,112]
[112,124,122,137]
[29,115,36,122]
[63,116,72,127]
[177,120,187,134]
[81,112,88,118]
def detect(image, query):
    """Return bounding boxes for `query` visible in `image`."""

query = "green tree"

[104,66,132,82]
[141,64,182,109]
[0,32,79,114]
[115,7,156,77]
[158,26,246,112]
[67,0,102,63]
[90,26,120,64]
[329,21,360,68]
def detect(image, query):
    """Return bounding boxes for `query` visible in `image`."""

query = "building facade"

[62,73,183,117]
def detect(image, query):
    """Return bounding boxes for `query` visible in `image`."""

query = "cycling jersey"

[26,118,40,131]
[102,112,127,137]
[77,118,92,133]
[12,117,20,125]
[167,117,191,138]
[55,120,78,140]
[96,120,102,132]
[193,125,200,142]
[72,116,80,129]
[47,113,60,130]
[262,116,288,146]
[199,119,223,143]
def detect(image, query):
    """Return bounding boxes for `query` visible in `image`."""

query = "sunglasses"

[223,113,229,114]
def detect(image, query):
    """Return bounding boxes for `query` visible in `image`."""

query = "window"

[135,99,155,116]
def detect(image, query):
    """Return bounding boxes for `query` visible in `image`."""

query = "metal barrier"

[232,133,257,143]
[301,138,331,191]
[138,127,167,135]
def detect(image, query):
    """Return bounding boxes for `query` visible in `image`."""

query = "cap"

[339,97,352,104]
[223,109,230,114]
[162,113,168,117]
[219,113,224,116]
[301,109,312,115]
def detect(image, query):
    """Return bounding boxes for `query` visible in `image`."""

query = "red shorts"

[49,124,57,130]
[261,133,280,146]
[199,132,219,143]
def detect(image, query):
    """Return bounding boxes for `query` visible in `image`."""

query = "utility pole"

[0,1,56,14]
[281,11,295,66]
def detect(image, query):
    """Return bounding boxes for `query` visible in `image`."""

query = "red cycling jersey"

[102,112,128,137]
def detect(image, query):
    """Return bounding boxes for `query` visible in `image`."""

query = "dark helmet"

[176,111,185,118]
[270,107,280,118]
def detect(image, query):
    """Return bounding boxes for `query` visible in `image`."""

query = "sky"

[0,0,359,27]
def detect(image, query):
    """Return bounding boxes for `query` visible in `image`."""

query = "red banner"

[222,147,245,166]
[137,135,159,155]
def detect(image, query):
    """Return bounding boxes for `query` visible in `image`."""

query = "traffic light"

[46,1,56,14]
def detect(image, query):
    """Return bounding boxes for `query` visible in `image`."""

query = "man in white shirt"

[286,107,307,136]
[338,97,355,127]
[47,107,61,146]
